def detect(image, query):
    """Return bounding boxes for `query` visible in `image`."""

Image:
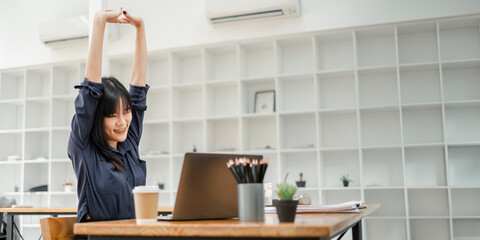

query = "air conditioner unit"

[39,16,117,47]
[39,16,89,46]
[205,0,300,25]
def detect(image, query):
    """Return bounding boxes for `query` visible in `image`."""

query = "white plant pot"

[64,185,73,192]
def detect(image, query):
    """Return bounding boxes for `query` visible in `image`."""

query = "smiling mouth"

[114,127,127,134]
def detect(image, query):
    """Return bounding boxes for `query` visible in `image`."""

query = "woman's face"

[103,99,132,148]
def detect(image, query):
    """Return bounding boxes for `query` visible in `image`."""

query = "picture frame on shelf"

[254,90,276,113]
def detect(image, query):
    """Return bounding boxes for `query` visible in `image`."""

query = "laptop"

[157,152,263,221]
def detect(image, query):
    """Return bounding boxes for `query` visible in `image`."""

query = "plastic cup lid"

[132,185,160,193]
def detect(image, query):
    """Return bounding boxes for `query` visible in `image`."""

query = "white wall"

[1,0,480,70]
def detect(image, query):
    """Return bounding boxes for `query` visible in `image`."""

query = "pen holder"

[237,183,265,222]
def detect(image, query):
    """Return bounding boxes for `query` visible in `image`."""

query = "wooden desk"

[74,204,379,240]
[0,207,173,240]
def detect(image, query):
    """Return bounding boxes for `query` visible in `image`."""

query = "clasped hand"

[97,8,143,28]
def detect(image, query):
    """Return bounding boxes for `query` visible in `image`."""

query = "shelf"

[141,154,170,160]
[448,146,480,187]
[280,151,318,188]
[52,98,75,127]
[442,60,480,102]
[109,57,133,87]
[277,74,315,112]
[405,146,446,187]
[279,112,316,149]
[320,150,359,188]
[242,114,276,151]
[145,90,170,121]
[316,31,354,71]
[50,158,70,163]
[0,164,21,193]
[52,129,70,159]
[172,120,204,154]
[171,50,202,85]
[399,63,441,105]
[206,118,239,152]
[0,101,23,131]
[140,122,170,156]
[147,53,169,86]
[0,132,23,161]
[240,77,275,114]
[52,64,80,96]
[358,67,399,107]
[23,163,48,196]
[402,106,444,144]
[49,191,77,195]
[397,22,439,64]
[25,100,50,129]
[24,131,49,160]
[445,105,480,143]
[255,152,278,184]
[408,188,449,216]
[205,46,237,82]
[365,219,407,240]
[277,36,313,75]
[362,148,404,187]
[0,70,24,100]
[356,26,396,68]
[364,189,406,217]
[319,111,358,148]
[50,161,76,192]
[26,68,51,98]
[279,148,317,154]
[360,109,401,146]
[439,17,480,61]
[171,156,184,190]
[145,157,170,190]
[239,41,274,78]
[205,81,239,117]
[452,219,480,240]
[409,219,450,240]
[172,86,203,119]
[317,70,356,109]
[451,188,480,217]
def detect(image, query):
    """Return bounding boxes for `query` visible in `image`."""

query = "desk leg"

[352,220,362,240]
[6,213,13,240]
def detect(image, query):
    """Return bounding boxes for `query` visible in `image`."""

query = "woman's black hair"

[91,77,132,171]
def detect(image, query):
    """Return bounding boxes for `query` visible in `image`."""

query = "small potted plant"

[273,174,298,222]
[340,175,353,187]
[296,173,306,188]
[63,179,74,192]
[157,177,166,190]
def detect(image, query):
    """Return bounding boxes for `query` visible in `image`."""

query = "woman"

[68,7,148,224]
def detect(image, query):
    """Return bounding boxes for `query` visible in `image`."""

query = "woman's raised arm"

[124,11,147,87]
[85,8,127,83]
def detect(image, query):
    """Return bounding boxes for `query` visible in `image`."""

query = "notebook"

[157,152,263,221]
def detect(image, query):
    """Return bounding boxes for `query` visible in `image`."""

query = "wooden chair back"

[40,217,76,240]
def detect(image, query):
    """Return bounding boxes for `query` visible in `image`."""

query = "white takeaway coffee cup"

[132,186,160,224]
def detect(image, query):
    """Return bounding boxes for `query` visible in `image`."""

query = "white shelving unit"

[1,15,479,240]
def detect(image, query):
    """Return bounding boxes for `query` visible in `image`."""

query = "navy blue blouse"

[68,78,149,223]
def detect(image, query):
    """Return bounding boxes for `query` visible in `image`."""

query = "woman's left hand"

[123,10,144,28]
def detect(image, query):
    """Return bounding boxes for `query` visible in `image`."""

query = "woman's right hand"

[95,8,128,24]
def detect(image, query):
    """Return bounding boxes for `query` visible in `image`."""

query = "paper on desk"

[265,201,363,214]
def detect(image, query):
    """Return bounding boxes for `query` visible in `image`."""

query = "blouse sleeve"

[127,84,150,145]
[70,78,104,149]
